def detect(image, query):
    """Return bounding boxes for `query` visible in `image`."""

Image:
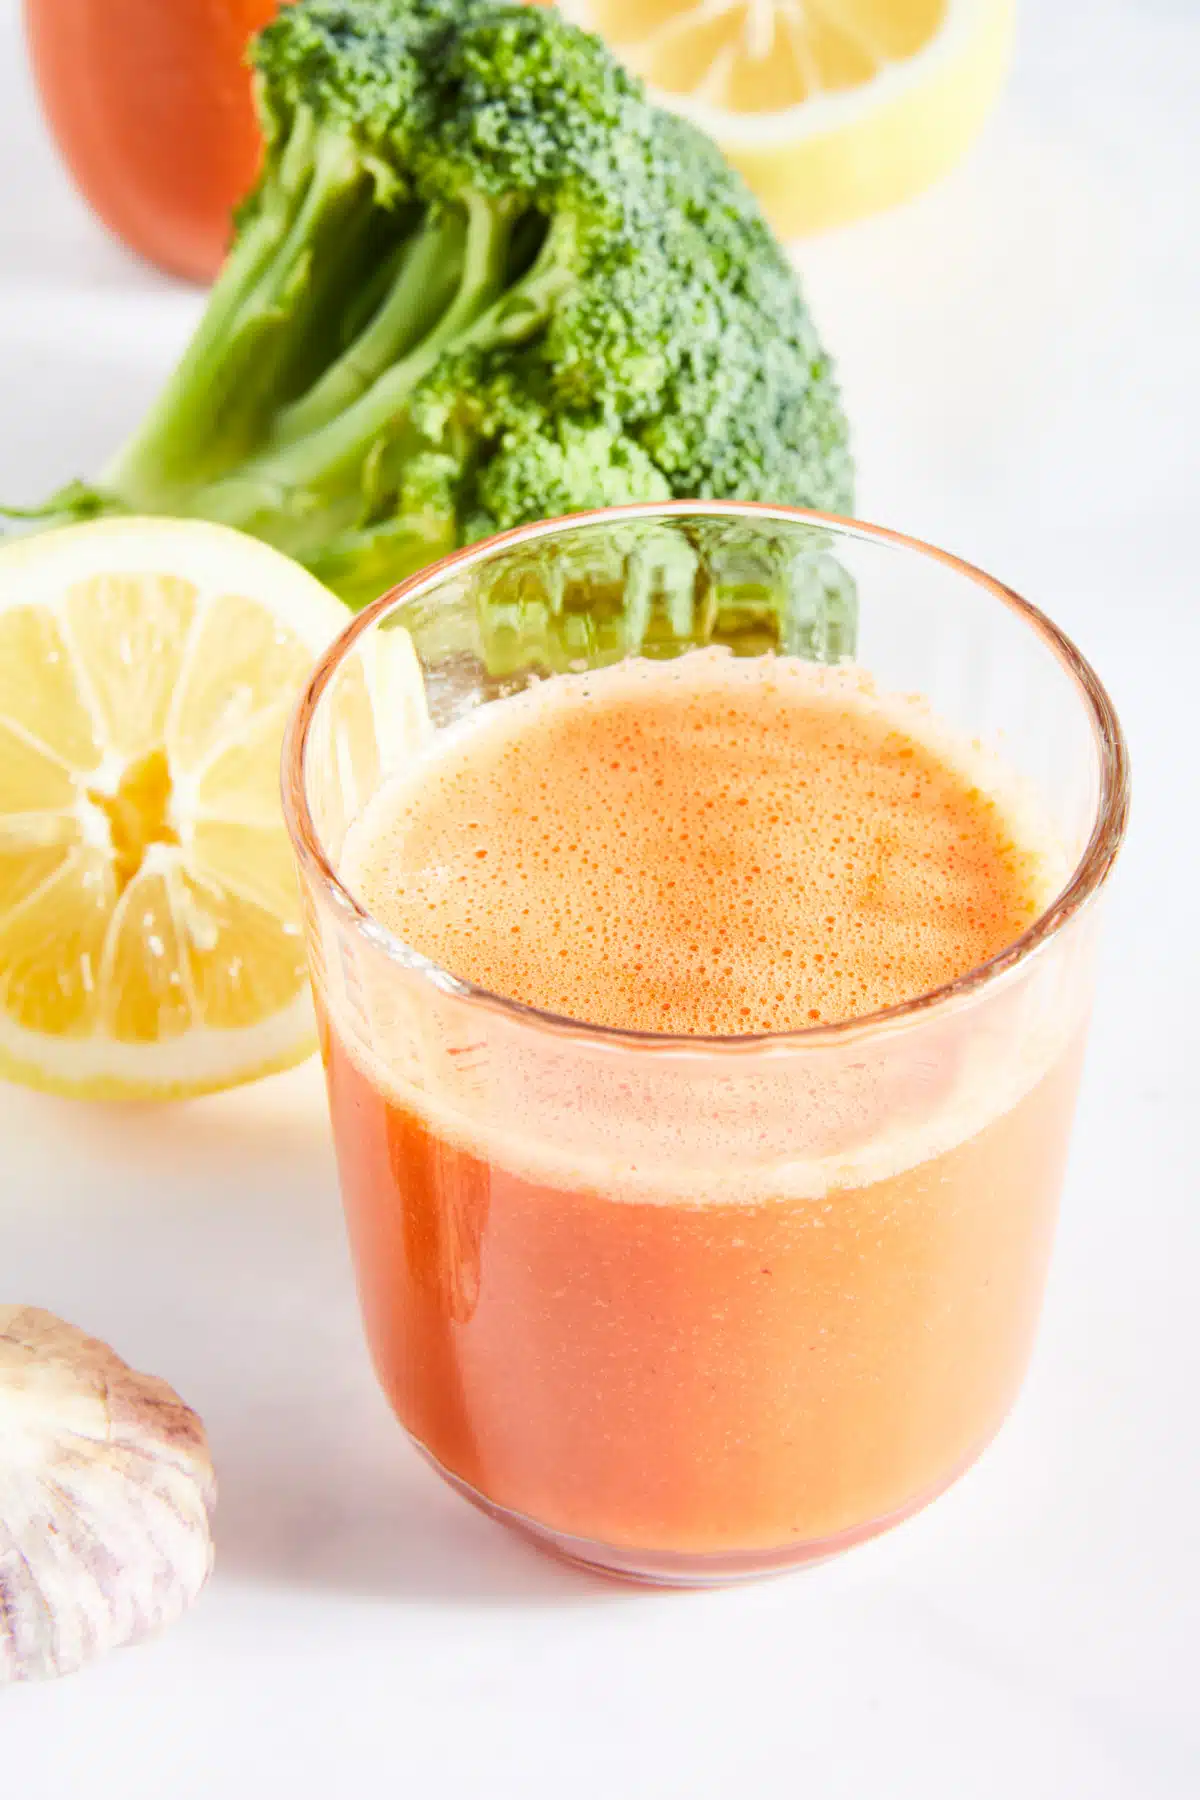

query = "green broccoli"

[9,0,853,612]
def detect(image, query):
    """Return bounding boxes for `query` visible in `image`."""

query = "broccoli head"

[10,0,853,609]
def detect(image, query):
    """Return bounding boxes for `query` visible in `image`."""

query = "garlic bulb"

[0,1306,215,1682]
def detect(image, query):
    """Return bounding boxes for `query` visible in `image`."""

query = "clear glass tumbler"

[282,503,1128,1585]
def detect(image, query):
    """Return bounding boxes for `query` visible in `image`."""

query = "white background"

[1,2,1197,1793]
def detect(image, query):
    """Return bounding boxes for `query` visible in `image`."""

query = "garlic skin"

[0,1306,215,1682]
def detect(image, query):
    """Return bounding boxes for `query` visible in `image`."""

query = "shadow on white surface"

[213,1410,626,1609]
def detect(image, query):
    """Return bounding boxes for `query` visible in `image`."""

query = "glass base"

[412,1438,984,1587]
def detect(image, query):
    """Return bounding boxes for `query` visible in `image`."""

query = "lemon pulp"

[0,518,348,1098]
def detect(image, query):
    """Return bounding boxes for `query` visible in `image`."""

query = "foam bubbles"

[343,652,1058,1036]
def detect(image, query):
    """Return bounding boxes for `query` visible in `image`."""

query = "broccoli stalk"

[6,0,854,615]
[175,202,577,556]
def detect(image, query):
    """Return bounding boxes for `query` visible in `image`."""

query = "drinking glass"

[282,503,1128,1585]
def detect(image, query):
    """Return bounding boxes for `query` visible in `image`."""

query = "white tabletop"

[1,2,1197,1793]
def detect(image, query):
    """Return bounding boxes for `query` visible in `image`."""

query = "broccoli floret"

[8,0,853,610]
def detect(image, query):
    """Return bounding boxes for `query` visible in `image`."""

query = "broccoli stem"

[173,191,528,544]
[269,205,467,447]
[0,478,119,526]
[452,210,577,355]
[102,115,374,506]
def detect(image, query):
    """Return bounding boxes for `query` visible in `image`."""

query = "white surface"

[1,1,1197,1793]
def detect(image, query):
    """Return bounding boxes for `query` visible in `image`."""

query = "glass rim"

[282,501,1130,1051]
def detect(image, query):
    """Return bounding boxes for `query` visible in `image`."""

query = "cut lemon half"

[0,518,348,1100]
[563,0,1014,236]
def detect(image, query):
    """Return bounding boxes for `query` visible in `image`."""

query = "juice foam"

[344,650,1060,1034]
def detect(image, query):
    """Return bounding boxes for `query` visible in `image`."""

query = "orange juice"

[327,652,1081,1567]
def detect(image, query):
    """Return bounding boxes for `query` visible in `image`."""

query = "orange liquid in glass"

[325,656,1082,1557]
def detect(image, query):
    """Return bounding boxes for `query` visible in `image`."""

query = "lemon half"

[0,518,348,1100]
[564,0,1015,236]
